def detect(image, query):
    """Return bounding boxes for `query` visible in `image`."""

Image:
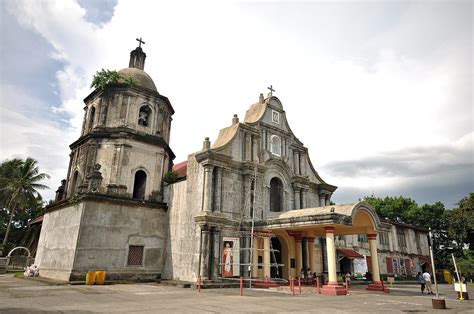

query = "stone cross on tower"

[136,37,145,48]
[267,85,275,96]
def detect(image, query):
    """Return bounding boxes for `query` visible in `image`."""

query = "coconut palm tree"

[0,158,49,251]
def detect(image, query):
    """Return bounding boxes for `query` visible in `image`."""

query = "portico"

[253,201,388,295]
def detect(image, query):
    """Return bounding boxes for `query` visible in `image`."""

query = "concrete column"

[325,194,331,206]
[211,227,221,279]
[299,153,305,175]
[368,234,381,282]
[304,238,310,271]
[294,151,300,175]
[263,237,271,278]
[200,227,210,280]
[202,166,213,211]
[325,227,337,284]
[294,189,301,210]
[308,237,316,274]
[314,240,323,274]
[319,193,325,207]
[295,238,303,276]
[252,238,259,278]
[245,133,252,161]
[300,189,305,209]
[262,130,267,150]
[214,167,222,212]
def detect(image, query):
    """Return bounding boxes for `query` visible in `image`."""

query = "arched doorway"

[270,237,282,279]
[133,170,147,200]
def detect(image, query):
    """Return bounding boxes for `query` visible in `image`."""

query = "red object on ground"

[240,277,243,296]
[298,277,301,294]
[321,281,347,296]
[367,281,390,293]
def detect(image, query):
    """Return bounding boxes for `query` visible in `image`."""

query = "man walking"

[422,271,433,294]
[417,272,425,294]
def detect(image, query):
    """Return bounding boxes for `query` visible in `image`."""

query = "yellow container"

[95,271,106,285]
[86,271,96,285]
[443,270,452,284]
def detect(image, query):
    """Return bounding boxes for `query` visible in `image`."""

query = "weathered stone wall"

[35,203,84,281]
[68,198,168,281]
[162,156,203,282]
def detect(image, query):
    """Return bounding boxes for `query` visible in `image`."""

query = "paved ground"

[0,274,472,313]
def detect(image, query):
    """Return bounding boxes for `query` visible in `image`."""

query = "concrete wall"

[69,199,168,281]
[35,203,84,281]
[162,156,203,282]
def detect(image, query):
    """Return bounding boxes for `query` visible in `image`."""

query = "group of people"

[417,271,434,294]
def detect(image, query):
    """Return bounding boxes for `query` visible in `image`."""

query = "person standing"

[417,272,425,294]
[422,271,433,294]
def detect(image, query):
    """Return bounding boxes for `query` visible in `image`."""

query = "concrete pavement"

[0,274,472,313]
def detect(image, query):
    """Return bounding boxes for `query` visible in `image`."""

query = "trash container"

[86,271,96,285]
[95,271,106,285]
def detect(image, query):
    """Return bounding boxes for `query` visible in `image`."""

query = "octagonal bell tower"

[64,42,175,202]
[37,41,175,282]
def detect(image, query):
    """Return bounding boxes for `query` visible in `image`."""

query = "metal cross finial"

[267,85,275,95]
[136,37,145,48]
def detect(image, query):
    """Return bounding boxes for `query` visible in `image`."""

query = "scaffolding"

[217,163,287,288]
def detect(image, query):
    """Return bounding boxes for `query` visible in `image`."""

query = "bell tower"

[62,40,175,202]
[37,41,175,282]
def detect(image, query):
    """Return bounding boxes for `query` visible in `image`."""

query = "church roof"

[172,161,187,179]
[118,67,157,92]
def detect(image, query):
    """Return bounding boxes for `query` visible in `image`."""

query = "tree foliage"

[363,195,472,268]
[0,158,49,255]
[90,69,138,91]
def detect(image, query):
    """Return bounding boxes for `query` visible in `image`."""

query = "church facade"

[35,44,428,294]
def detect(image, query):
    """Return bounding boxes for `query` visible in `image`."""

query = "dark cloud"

[325,139,474,207]
[78,0,117,25]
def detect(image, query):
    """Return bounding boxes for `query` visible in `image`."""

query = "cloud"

[1,0,472,206]
[324,132,474,206]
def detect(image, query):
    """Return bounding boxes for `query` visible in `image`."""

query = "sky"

[0,0,472,208]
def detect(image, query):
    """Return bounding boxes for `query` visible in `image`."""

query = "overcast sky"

[0,0,472,208]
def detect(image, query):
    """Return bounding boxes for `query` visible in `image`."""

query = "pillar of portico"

[321,227,346,295]
[307,237,316,274]
[263,236,271,278]
[252,237,259,278]
[366,233,389,292]
[295,238,303,276]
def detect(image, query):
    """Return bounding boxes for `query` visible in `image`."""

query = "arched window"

[270,177,283,212]
[71,171,79,195]
[133,170,147,200]
[138,105,151,127]
[270,135,281,156]
[88,107,96,130]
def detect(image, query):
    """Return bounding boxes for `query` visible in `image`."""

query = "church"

[35,42,424,295]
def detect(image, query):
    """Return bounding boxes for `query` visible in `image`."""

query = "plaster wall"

[70,199,168,281]
[35,203,84,281]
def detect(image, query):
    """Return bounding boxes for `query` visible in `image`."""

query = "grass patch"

[13,272,24,278]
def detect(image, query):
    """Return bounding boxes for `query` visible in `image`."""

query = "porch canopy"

[253,201,387,295]
[257,201,381,235]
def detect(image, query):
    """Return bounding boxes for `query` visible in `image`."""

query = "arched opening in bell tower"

[133,170,147,200]
[88,107,95,130]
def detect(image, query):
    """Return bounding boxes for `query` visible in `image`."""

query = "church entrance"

[270,237,282,279]
[339,257,352,274]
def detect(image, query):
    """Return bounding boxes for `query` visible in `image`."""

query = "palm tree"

[0,158,49,251]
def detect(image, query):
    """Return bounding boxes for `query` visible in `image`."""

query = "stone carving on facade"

[86,163,103,193]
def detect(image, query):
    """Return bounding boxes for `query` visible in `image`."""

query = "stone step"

[160,280,192,288]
